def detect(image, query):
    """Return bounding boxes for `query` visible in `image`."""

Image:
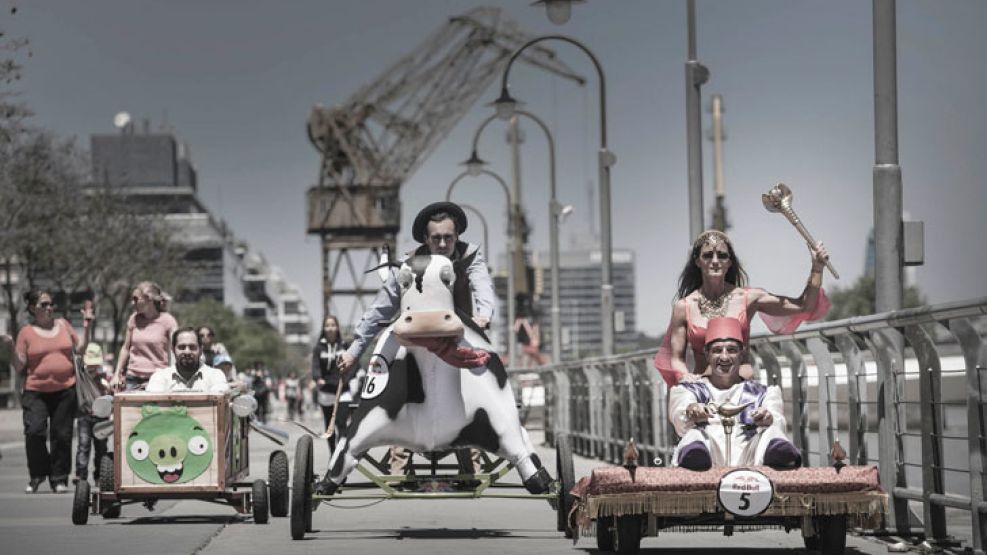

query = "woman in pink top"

[0,289,93,493]
[112,281,178,391]
[654,230,831,388]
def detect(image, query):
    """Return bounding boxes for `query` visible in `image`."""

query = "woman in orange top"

[0,289,93,493]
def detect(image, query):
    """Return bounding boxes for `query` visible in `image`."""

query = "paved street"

[0,405,894,554]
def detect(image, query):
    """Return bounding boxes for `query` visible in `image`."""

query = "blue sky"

[6,0,986,336]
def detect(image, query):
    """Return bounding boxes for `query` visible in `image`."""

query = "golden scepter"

[761,183,839,279]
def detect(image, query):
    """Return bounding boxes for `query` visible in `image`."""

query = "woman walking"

[0,289,93,493]
[311,315,351,454]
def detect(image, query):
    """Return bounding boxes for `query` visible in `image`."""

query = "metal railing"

[510,297,987,551]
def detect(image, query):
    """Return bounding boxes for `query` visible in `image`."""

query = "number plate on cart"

[717,468,773,517]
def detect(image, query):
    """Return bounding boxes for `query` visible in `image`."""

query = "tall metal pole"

[445,170,517,368]
[873,0,907,538]
[710,94,727,231]
[685,0,709,240]
[470,111,562,364]
[873,0,903,315]
[499,35,614,356]
[508,116,524,367]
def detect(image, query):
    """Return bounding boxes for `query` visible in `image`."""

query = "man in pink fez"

[669,317,802,471]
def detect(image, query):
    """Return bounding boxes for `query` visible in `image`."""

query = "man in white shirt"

[146,327,229,394]
[669,317,801,470]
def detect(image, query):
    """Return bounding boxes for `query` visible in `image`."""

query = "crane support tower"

[306,7,583,326]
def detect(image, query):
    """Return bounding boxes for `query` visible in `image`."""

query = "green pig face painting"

[127,404,213,484]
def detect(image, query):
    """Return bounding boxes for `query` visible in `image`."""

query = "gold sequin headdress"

[692,229,731,251]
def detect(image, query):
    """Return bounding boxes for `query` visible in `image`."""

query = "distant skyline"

[6,0,986,336]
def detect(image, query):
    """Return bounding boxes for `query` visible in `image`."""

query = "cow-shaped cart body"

[290,255,571,540]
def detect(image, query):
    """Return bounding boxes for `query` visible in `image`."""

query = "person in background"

[112,281,178,391]
[282,371,301,421]
[213,351,237,382]
[251,363,271,423]
[311,315,350,454]
[74,342,112,484]
[0,289,93,493]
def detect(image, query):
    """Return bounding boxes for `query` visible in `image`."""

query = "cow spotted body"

[322,255,550,493]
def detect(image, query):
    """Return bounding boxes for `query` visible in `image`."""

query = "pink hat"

[704,317,744,347]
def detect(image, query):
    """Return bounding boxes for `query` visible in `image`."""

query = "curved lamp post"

[446,169,517,368]
[493,35,617,356]
[465,110,563,363]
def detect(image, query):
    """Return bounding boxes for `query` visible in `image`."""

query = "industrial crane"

[305,7,583,326]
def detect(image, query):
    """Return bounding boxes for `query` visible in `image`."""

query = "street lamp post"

[465,109,563,363]
[494,34,617,356]
[446,169,517,368]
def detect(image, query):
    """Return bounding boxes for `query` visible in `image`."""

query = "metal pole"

[458,204,489,268]
[472,111,562,363]
[872,0,903,315]
[685,0,709,240]
[508,116,524,367]
[873,0,907,535]
[710,94,727,231]
[500,34,615,356]
[445,170,516,367]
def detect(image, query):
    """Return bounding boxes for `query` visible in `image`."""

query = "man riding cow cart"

[289,203,574,540]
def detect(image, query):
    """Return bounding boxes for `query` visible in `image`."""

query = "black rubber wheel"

[596,516,615,552]
[268,450,290,517]
[72,480,90,525]
[98,455,114,493]
[803,533,820,552]
[555,434,575,538]
[615,515,642,554]
[816,515,848,555]
[291,435,313,540]
[252,479,269,524]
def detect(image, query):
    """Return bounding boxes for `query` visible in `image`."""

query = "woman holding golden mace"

[655,183,836,387]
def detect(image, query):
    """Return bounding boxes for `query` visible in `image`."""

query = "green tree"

[825,274,927,321]
[172,297,304,376]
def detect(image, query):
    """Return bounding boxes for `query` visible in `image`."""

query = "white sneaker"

[54,483,69,493]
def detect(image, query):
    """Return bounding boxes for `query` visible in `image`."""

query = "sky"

[4,0,986,337]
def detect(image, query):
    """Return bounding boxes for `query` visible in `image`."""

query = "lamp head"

[461,150,488,177]
[491,88,518,121]
[532,0,584,25]
[559,204,575,221]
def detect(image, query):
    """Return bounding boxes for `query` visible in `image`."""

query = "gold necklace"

[697,290,730,319]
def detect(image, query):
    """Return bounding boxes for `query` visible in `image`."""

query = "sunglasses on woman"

[701,251,731,261]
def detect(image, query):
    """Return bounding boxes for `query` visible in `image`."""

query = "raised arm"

[339,274,401,372]
[749,242,830,319]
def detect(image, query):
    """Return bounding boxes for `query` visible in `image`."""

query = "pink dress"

[654,287,830,388]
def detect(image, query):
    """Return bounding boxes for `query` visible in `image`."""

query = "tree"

[0,3,32,142]
[825,274,927,321]
[171,297,305,376]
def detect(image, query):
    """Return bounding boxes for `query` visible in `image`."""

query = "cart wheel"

[291,435,313,540]
[555,434,575,538]
[268,449,290,517]
[596,516,615,552]
[72,480,90,525]
[98,455,114,493]
[815,515,847,555]
[803,533,820,552]
[252,479,269,524]
[614,515,642,554]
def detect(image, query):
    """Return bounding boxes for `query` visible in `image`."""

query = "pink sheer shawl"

[653,288,830,388]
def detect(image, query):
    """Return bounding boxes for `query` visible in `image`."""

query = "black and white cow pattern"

[322,255,551,493]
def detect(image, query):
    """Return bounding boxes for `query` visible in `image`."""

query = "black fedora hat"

[412,201,468,243]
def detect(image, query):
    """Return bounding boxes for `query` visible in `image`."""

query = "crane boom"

[306,7,584,327]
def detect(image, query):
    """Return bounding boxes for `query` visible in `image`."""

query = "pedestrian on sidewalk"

[0,289,94,493]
